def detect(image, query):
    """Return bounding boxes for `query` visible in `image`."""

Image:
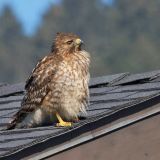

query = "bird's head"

[52,32,84,54]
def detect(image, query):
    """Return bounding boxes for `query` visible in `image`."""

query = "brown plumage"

[7,32,90,129]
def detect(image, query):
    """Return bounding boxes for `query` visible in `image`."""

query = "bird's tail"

[5,117,18,130]
[5,110,26,130]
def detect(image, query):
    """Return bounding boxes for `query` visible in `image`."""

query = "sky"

[0,0,113,36]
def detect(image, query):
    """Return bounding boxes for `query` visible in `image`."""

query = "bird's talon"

[56,122,72,127]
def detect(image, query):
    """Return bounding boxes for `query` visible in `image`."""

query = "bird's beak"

[75,38,83,46]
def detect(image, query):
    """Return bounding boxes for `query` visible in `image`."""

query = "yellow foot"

[55,112,72,127]
[56,121,72,127]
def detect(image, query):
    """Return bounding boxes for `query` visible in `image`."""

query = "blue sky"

[0,0,113,36]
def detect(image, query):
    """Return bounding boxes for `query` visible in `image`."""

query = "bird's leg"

[56,112,72,127]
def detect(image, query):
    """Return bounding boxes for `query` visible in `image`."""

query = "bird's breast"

[52,51,90,97]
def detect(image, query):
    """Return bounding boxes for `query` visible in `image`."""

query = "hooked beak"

[75,38,84,46]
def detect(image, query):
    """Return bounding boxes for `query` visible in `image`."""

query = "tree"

[1,0,160,83]
[0,6,34,83]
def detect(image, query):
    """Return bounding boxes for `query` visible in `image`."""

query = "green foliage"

[1,0,160,83]
[0,6,35,83]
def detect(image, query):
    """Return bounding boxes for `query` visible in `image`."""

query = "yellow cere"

[75,38,82,45]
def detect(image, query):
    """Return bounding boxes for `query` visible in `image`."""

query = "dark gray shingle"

[1,70,160,159]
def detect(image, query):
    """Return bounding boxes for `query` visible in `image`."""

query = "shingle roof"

[0,70,160,159]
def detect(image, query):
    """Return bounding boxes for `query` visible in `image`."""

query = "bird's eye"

[66,40,73,45]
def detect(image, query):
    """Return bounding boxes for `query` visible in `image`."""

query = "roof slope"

[0,70,160,159]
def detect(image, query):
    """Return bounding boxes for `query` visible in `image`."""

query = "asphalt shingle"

[0,83,24,97]
[0,70,160,158]
[113,70,160,86]
[89,72,128,87]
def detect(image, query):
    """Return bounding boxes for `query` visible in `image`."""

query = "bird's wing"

[7,54,59,129]
[23,55,57,108]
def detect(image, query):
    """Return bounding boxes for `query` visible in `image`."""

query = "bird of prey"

[7,32,90,129]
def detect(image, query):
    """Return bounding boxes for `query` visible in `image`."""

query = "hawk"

[7,32,90,129]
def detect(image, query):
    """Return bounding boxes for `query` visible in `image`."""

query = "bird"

[6,32,90,130]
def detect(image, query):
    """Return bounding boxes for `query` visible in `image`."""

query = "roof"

[1,70,160,159]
